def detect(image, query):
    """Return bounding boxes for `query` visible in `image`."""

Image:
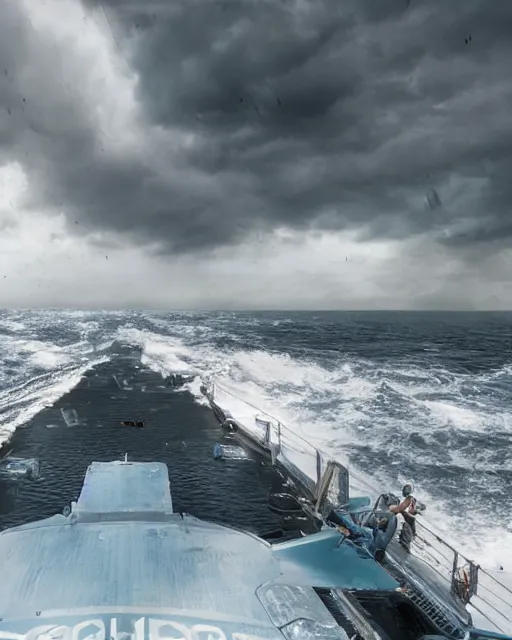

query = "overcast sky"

[0,0,511,310]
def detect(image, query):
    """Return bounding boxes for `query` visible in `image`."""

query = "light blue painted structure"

[0,460,509,640]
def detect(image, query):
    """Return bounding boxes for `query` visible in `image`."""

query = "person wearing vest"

[389,482,418,551]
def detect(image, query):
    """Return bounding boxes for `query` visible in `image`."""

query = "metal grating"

[381,562,466,639]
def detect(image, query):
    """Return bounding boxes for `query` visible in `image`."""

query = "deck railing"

[208,380,512,635]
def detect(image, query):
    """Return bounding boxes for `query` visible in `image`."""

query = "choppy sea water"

[0,309,511,571]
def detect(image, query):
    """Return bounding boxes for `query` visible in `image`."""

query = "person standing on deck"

[389,482,422,551]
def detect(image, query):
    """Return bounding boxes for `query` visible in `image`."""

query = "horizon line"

[0,307,511,314]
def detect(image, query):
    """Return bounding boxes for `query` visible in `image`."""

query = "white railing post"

[265,422,271,447]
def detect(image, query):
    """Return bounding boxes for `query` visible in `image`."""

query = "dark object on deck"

[165,374,195,388]
[268,492,306,517]
[221,419,239,434]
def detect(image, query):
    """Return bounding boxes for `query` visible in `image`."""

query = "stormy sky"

[0,0,511,309]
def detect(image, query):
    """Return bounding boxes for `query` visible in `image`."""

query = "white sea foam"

[118,324,512,580]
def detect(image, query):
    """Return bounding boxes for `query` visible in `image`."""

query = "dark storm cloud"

[1,0,512,255]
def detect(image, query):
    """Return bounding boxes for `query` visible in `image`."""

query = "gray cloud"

[1,0,512,258]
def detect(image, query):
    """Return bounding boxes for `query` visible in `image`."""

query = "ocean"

[0,309,510,571]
